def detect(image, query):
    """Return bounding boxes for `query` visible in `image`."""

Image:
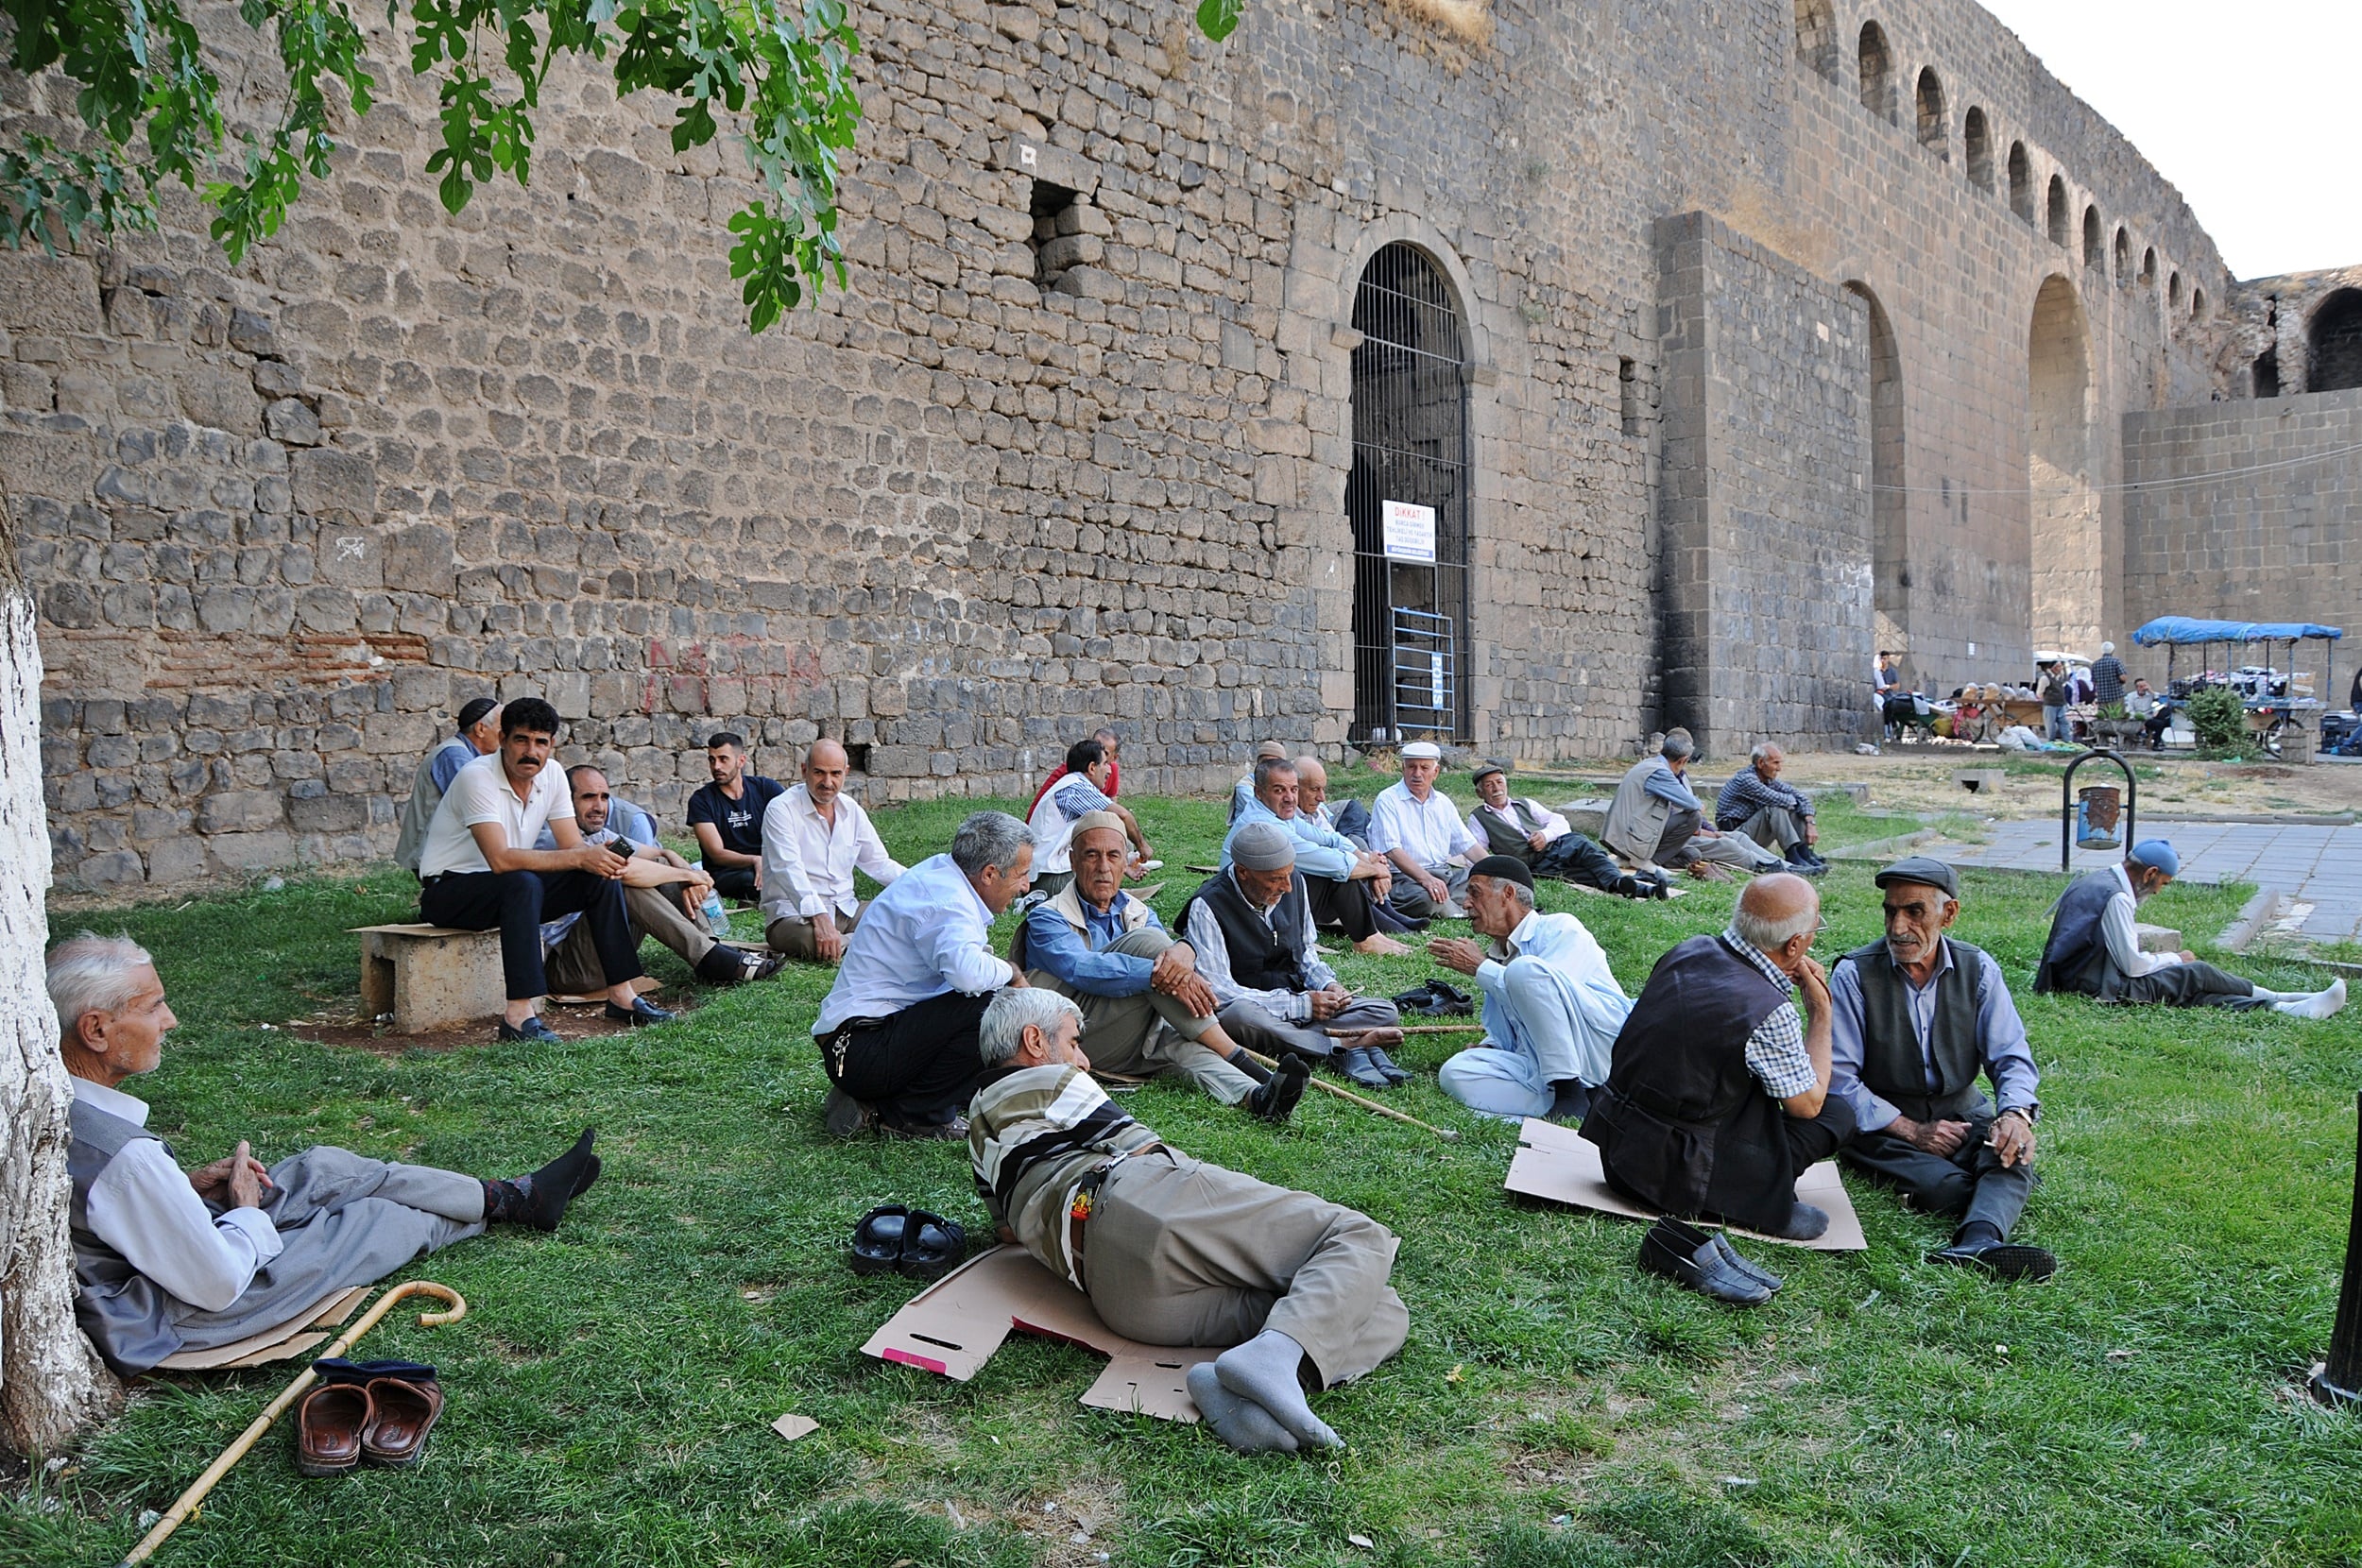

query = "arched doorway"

[2028,276,2098,652]
[1348,244,1470,742]
[1846,282,1907,661]
[2308,288,2362,393]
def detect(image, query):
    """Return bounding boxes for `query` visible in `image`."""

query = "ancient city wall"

[2,0,2254,888]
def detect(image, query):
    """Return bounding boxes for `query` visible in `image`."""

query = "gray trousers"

[1035,928,1258,1104]
[1084,1150,1409,1389]
[2109,960,2268,1011]
[1660,807,1783,872]
[1387,861,1469,919]
[1841,1116,2034,1238]
[1217,996,1401,1062]
[765,902,866,962]
[548,882,721,994]
[1730,805,1810,855]
[173,1147,485,1355]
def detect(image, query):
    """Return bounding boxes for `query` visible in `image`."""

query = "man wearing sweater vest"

[1464,762,1664,900]
[1828,858,2053,1281]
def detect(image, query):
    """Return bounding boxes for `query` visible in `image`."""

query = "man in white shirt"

[51,934,600,1375]
[1224,756,1409,955]
[1428,857,1636,1122]
[762,739,906,963]
[416,697,671,1042]
[1024,738,1149,899]
[393,697,500,876]
[812,810,1037,1137]
[1367,741,1479,920]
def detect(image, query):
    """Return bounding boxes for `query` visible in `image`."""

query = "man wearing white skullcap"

[1367,741,1479,921]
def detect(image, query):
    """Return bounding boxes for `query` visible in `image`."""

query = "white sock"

[2274,979,2347,1019]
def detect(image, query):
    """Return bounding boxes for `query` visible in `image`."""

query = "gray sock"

[1213,1329,1342,1449]
[1186,1364,1297,1454]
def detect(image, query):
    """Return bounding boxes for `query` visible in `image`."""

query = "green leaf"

[1195,0,1240,42]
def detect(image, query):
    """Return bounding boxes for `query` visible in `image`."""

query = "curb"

[2218,887,2293,953]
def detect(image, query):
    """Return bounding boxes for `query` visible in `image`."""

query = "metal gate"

[1348,244,1471,743]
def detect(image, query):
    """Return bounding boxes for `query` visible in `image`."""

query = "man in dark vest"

[1178,821,1408,1091]
[1582,873,1854,1240]
[1828,858,2054,1281]
[1465,762,1665,899]
[2034,839,2346,1016]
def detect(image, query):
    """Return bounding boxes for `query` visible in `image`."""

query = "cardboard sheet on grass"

[152,1285,372,1371]
[861,1246,1221,1422]
[1505,1117,1865,1251]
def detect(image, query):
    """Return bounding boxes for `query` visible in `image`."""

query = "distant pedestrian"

[2090,641,2126,707]
[2038,662,2070,742]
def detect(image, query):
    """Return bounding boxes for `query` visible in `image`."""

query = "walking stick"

[116,1281,468,1568]
[1240,1049,1460,1142]
[1330,1023,1484,1037]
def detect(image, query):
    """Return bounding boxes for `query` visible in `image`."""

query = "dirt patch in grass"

[286,993,690,1055]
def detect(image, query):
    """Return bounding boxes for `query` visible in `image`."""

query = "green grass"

[10,794,2362,1568]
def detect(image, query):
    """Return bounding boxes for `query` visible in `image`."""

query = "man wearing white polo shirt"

[416,697,671,1042]
[761,739,907,963]
[1368,741,1479,921]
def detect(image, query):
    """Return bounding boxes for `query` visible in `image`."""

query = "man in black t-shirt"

[686,732,784,901]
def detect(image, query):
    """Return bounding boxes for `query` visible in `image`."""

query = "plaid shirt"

[1713,766,1815,834]
[1720,928,1817,1099]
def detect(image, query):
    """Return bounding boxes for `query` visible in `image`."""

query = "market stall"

[2130,616,2344,758]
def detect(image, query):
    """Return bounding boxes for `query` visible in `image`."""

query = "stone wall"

[3,0,2247,888]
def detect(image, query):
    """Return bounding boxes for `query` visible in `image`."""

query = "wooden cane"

[116,1281,468,1568]
[1327,1023,1484,1036]
[1240,1049,1460,1142]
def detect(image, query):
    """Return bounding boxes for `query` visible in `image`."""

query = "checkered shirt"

[1720,927,1817,1100]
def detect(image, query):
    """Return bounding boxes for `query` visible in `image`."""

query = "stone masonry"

[1,0,2266,888]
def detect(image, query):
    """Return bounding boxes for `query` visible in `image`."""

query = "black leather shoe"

[848,1205,908,1275]
[604,997,675,1026]
[497,1015,563,1044]
[898,1211,967,1282]
[1334,1046,1394,1091]
[1247,1055,1310,1122]
[823,1086,876,1138]
[1640,1219,1773,1306]
[1928,1239,2057,1282]
[1653,1216,1785,1293]
[1364,1046,1411,1085]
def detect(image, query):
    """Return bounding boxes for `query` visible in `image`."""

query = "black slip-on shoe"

[1248,1055,1310,1123]
[1708,1231,1785,1293]
[823,1086,877,1138]
[497,1015,564,1044]
[898,1211,967,1283]
[848,1205,908,1275]
[1640,1219,1773,1306]
[604,996,675,1026]
[1928,1240,2058,1282]
[1365,1046,1412,1085]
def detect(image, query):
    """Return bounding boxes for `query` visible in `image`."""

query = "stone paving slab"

[1930,819,2362,941]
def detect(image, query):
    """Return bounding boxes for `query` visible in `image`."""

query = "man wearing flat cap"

[1465,762,1666,900]
[2035,839,2346,1017]
[1428,856,1635,1122]
[1828,858,2054,1279]
[1369,741,1480,920]
[1179,822,1410,1092]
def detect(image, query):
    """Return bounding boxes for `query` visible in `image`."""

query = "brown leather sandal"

[361,1375,445,1466]
[295,1383,373,1477]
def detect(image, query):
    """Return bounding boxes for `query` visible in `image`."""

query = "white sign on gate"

[1429,652,1447,710]
[1381,500,1437,563]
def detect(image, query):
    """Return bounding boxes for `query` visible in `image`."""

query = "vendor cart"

[2130,617,2345,759]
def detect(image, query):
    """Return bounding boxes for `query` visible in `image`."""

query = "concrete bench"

[351,923,506,1033]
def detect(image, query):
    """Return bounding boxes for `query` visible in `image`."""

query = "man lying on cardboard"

[966,987,1408,1453]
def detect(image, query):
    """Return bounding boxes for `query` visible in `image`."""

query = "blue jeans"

[2043,705,2067,741]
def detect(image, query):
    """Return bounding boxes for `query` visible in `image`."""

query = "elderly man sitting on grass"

[51,933,599,1377]
[1713,743,1828,875]
[1226,755,1412,956]
[967,987,1408,1454]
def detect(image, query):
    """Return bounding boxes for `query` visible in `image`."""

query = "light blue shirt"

[1023,894,1164,997]
[1224,798,1360,882]
[1643,762,1702,811]
[1472,909,1635,1082]
[1827,941,2041,1133]
[813,854,1014,1035]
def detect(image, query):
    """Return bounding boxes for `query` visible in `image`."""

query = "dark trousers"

[420,869,642,1001]
[1777,1098,1855,1171]
[824,989,993,1129]
[2114,961,2268,1011]
[1304,875,1380,941]
[709,864,761,901]
[1842,1117,2034,1238]
[1531,832,1623,892]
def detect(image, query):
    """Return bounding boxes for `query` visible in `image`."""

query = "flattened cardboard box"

[861,1246,1221,1422]
[1504,1116,1866,1251]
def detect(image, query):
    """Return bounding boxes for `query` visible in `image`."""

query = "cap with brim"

[1471,761,1507,785]
[1070,810,1127,844]
[1229,821,1297,871]
[1400,741,1444,761]
[1873,855,1959,899]
[1468,854,1534,892]
[2128,839,2180,877]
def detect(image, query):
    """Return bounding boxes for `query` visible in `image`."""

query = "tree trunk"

[0,474,119,1453]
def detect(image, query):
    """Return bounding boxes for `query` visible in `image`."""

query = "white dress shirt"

[71,1077,283,1312]
[1369,779,1480,866]
[812,853,1015,1034]
[760,785,905,923]
[418,750,573,878]
[1180,874,1338,1022]
[2100,861,2178,978]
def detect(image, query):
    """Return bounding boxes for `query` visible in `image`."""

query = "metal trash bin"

[2075,784,2122,850]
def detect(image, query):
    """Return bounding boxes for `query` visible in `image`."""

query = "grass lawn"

[10,783,2362,1568]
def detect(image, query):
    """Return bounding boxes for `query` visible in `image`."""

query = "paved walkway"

[1932,819,2362,940]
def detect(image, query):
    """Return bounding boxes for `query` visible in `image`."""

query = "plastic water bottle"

[701,888,728,930]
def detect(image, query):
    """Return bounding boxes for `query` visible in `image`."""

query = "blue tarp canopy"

[2131,617,2343,647]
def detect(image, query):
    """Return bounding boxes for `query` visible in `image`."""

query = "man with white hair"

[1601,729,1781,881]
[1713,743,1826,874]
[966,987,1408,1454]
[50,933,599,1376]
[1226,755,1410,955]
[812,810,1037,1138]
[1428,857,1635,1122]
[760,738,906,964]
[2089,640,2126,707]
[1583,873,1856,1240]
[1368,741,1480,919]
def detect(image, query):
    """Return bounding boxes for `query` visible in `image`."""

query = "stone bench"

[351,924,506,1034]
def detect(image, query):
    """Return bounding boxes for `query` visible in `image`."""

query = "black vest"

[67,1094,189,1375]
[1582,934,1798,1231]
[1179,868,1313,993]
[1839,938,1992,1123]
[1473,800,1549,861]
[2035,870,2120,995]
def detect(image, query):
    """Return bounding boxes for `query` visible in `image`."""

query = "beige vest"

[1012,882,1155,982]
[1602,757,1674,861]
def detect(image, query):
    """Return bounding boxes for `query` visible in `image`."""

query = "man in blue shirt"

[1225,756,1412,955]
[1017,813,1308,1121]
[393,697,501,876]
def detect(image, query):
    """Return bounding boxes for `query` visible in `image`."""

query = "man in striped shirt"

[967,989,1409,1454]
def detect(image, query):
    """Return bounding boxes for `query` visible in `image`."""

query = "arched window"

[2168,271,2183,311]
[1963,108,1994,191]
[2190,287,2206,322]
[2030,276,2098,651]
[1794,0,1839,79]
[1349,243,1470,742]
[1915,68,1946,156]
[2008,143,2033,222]
[2046,176,2070,247]
[2140,247,2156,286]
[2114,227,2131,284]
[1847,282,1908,656]
[1857,23,1896,123]
[2307,288,2362,393]
[2082,206,2102,270]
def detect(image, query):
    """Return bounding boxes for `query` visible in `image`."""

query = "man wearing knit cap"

[1369,741,1481,919]
[1179,821,1410,1092]
[1428,856,1635,1122]
[1829,858,2055,1280]
[2035,839,2346,1016]
[1016,813,1310,1122]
